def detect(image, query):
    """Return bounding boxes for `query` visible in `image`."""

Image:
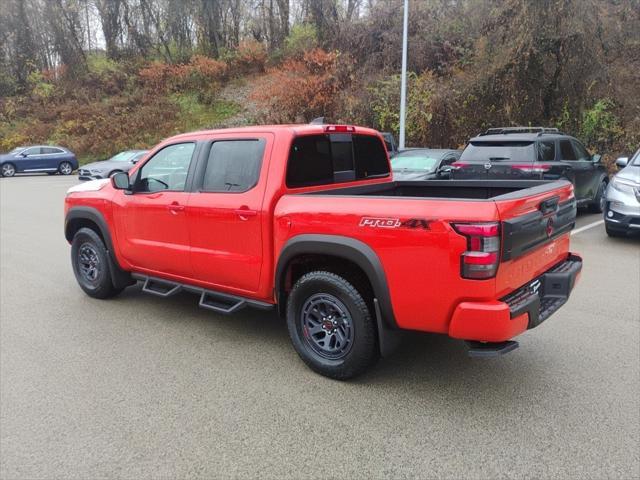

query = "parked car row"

[387,127,638,237]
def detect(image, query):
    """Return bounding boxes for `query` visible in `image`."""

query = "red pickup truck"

[65,124,582,379]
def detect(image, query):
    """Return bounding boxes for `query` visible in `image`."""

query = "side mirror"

[592,154,602,163]
[615,157,629,168]
[111,171,131,190]
[20,152,28,157]
[438,165,453,178]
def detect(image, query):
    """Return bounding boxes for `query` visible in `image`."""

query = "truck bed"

[304,179,560,201]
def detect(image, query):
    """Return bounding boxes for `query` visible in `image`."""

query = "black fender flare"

[275,234,402,357]
[65,206,133,289]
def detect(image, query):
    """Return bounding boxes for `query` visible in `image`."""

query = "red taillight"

[453,222,501,279]
[454,223,499,236]
[451,162,468,169]
[324,125,356,133]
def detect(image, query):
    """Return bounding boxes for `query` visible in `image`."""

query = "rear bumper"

[448,253,582,342]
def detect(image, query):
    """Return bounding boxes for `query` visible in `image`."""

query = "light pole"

[398,0,409,150]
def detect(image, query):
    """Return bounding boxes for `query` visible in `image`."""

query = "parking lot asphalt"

[1,175,639,480]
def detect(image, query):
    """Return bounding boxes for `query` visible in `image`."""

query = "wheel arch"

[275,235,397,330]
[65,206,133,289]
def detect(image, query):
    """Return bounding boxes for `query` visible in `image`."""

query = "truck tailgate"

[494,181,576,296]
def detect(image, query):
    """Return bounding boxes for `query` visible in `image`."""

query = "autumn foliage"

[251,49,342,123]
[139,55,227,93]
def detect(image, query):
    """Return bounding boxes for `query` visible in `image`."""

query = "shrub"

[230,40,267,75]
[139,56,227,94]
[251,49,340,123]
[283,24,318,59]
[580,99,623,151]
[367,71,436,145]
[27,71,55,101]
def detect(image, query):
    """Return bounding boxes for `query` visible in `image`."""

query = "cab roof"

[165,124,382,142]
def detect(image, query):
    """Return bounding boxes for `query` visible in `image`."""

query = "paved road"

[1,175,639,480]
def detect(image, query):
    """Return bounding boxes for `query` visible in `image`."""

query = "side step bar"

[132,274,274,315]
[465,340,519,358]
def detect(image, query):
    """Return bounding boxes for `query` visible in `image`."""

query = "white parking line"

[572,219,604,235]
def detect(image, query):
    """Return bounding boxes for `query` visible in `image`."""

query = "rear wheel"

[71,228,123,299]
[589,180,607,213]
[58,161,73,175]
[286,271,378,380]
[1,162,16,177]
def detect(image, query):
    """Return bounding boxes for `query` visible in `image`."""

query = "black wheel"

[108,170,122,178]
[1,162,16,177]
[286,271,378,380]
[58,161,73,175]
[589,180,607,213]
[71,228,123,299]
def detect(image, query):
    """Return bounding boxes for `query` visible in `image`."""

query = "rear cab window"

[286,133,389,188]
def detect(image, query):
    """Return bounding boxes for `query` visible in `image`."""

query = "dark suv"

[452,127,608,212]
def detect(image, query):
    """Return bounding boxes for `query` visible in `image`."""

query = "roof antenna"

[310,117,325,125]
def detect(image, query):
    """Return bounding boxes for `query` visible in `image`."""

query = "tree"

[95,0,123,59]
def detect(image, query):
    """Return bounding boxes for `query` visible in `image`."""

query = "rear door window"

[559,140,577,161]
[42,147,63,154]
[537,141,556,161]
[286,133,389,188]
[202,139,265,192]
[571,140,590,161]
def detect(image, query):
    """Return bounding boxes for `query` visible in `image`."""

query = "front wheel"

[71,227,123,299]
[58,161,73,175]
[1,162,16,177]
[589,180,607,213]
[286,271,379,380]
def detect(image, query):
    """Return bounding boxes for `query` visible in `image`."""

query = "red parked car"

[64,124,582,379]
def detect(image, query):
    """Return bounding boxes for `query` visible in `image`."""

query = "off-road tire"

[71,227,123,299]
[286,271,379,380]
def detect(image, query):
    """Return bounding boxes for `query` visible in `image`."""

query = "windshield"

[109,151,137,162]
[391,153,440,172]
[460,141,535,162]
[9,147,25,155]
[631,148,640,166]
